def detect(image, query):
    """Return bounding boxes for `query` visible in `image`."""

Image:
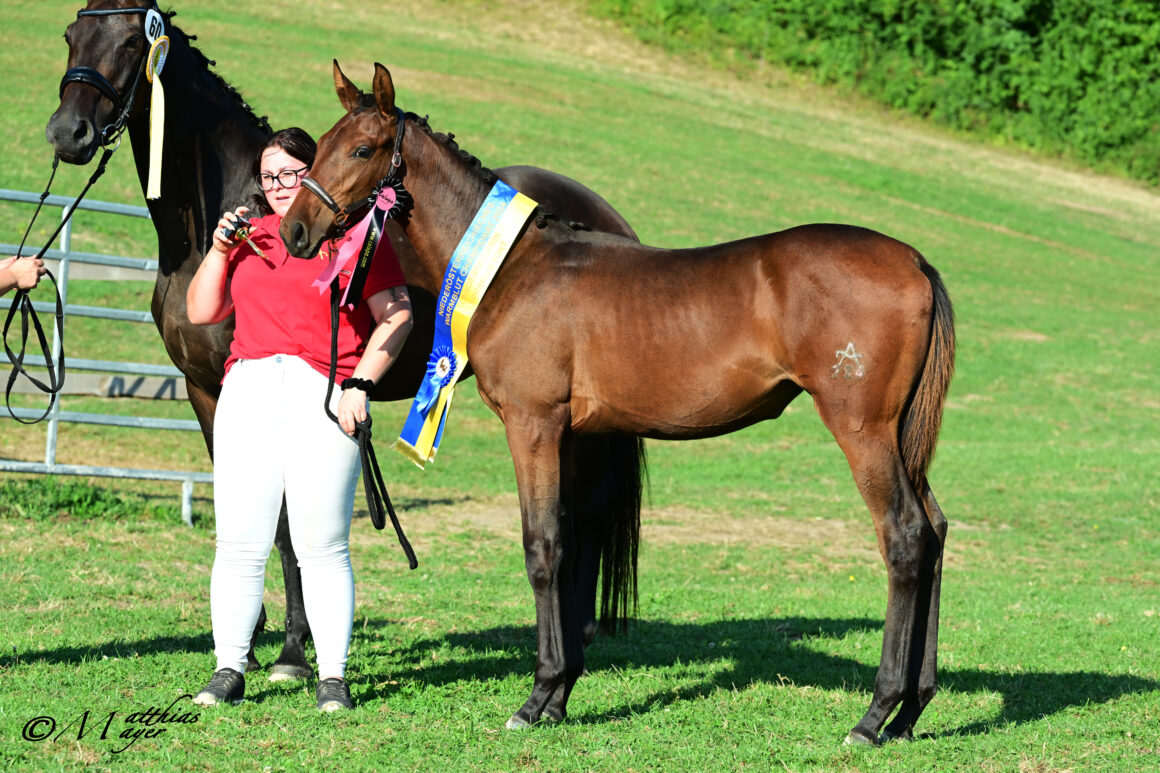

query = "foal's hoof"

[880,726,914,743]
[505,715,533,730]
[843,729,879,746]
[268,664,313,683]
[505,711,562,730]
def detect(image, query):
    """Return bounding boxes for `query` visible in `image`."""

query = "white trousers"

[210,354,360,678]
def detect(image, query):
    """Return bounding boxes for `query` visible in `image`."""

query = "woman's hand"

[1,255,47,290]
[186,206,248,324]
[211,206,251,255]
[338,287,413,436]
[337,385,369,436]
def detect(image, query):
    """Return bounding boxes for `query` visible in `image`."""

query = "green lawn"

[2,1,1158,770]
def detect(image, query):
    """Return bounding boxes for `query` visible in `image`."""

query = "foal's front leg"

[503,414,584,729]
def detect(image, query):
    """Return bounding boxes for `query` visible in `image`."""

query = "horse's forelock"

[352,91,378,114]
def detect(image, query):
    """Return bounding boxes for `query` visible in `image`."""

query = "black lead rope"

[4,146,116,423]
[322,278,417,570]
[4,275,65,425]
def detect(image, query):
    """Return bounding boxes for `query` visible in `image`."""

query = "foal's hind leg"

[880,483,947,741]
[820,418,939,745]
[570,435,614,648]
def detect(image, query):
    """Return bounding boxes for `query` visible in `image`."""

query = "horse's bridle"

[58,4,160,146]
[10,3,164,424]
[301,107,407,231]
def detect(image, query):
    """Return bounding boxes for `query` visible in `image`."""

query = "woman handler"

[186,128,412,711]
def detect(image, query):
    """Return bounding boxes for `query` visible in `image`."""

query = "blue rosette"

[414,345,458,417]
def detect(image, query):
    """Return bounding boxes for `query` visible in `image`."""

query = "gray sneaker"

[316,678,352,712]
[192,668,245,706]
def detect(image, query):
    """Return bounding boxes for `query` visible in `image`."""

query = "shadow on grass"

[351,615,1160,738]
[8,616,1157,738]
[3,634,215,668]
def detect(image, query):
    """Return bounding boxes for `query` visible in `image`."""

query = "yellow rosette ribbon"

[144,34,168,199]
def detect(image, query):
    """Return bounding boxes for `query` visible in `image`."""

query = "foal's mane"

[164,10,272,136]
[351,91,590,232]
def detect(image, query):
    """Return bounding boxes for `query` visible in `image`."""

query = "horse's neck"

[125,35,265,278]
[399,135,501,291]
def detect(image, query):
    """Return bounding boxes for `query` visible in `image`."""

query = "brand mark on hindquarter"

[832,342,865,380]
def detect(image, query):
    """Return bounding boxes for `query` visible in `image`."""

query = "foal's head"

[282,61,403,259]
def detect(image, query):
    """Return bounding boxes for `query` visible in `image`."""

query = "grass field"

[2,1,1159,770]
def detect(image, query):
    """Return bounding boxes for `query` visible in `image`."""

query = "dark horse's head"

[282,61,403,260]
[46,0,162,164]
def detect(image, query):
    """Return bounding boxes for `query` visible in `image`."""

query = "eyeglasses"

[256,166,309,191]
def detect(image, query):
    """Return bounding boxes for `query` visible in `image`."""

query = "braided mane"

[166,10,271,136]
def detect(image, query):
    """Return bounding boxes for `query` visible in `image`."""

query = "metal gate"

[1,188,211,525]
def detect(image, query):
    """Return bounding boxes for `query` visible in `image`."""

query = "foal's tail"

[599,436,647,634]
[900,259,956,486]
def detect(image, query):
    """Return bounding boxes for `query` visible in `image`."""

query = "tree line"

[593,0,1160,184]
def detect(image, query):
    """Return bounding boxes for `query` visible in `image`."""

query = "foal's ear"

[333,60,361,114]
[372,62,396,118]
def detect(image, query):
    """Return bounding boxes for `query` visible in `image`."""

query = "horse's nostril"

[290,222,306,253]
[71,120,90,142]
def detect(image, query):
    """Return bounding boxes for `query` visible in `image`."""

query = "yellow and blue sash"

[395,180,537,468]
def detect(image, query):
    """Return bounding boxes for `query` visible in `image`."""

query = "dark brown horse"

[44,1,644,681]
[284,62,956,744]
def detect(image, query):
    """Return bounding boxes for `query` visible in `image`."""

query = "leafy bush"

[591,0,1160,183]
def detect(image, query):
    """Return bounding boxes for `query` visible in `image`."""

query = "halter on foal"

[285,62,956,745]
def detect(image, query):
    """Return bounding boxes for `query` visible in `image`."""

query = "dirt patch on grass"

[642,505,877,559]
[374,493,879,562]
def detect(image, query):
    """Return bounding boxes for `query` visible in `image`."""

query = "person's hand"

[337,385,369,436]
[211,206,251,254]
[8,256,47,289]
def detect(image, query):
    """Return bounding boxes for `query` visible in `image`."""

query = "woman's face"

[259,146,309,218]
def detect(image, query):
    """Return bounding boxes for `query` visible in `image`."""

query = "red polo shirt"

[222,213,407,381]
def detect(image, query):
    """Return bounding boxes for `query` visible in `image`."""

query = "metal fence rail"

[1,189,211,525]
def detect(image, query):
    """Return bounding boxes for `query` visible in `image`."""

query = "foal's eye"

[124,34,145,51]
[353,146,372,159]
